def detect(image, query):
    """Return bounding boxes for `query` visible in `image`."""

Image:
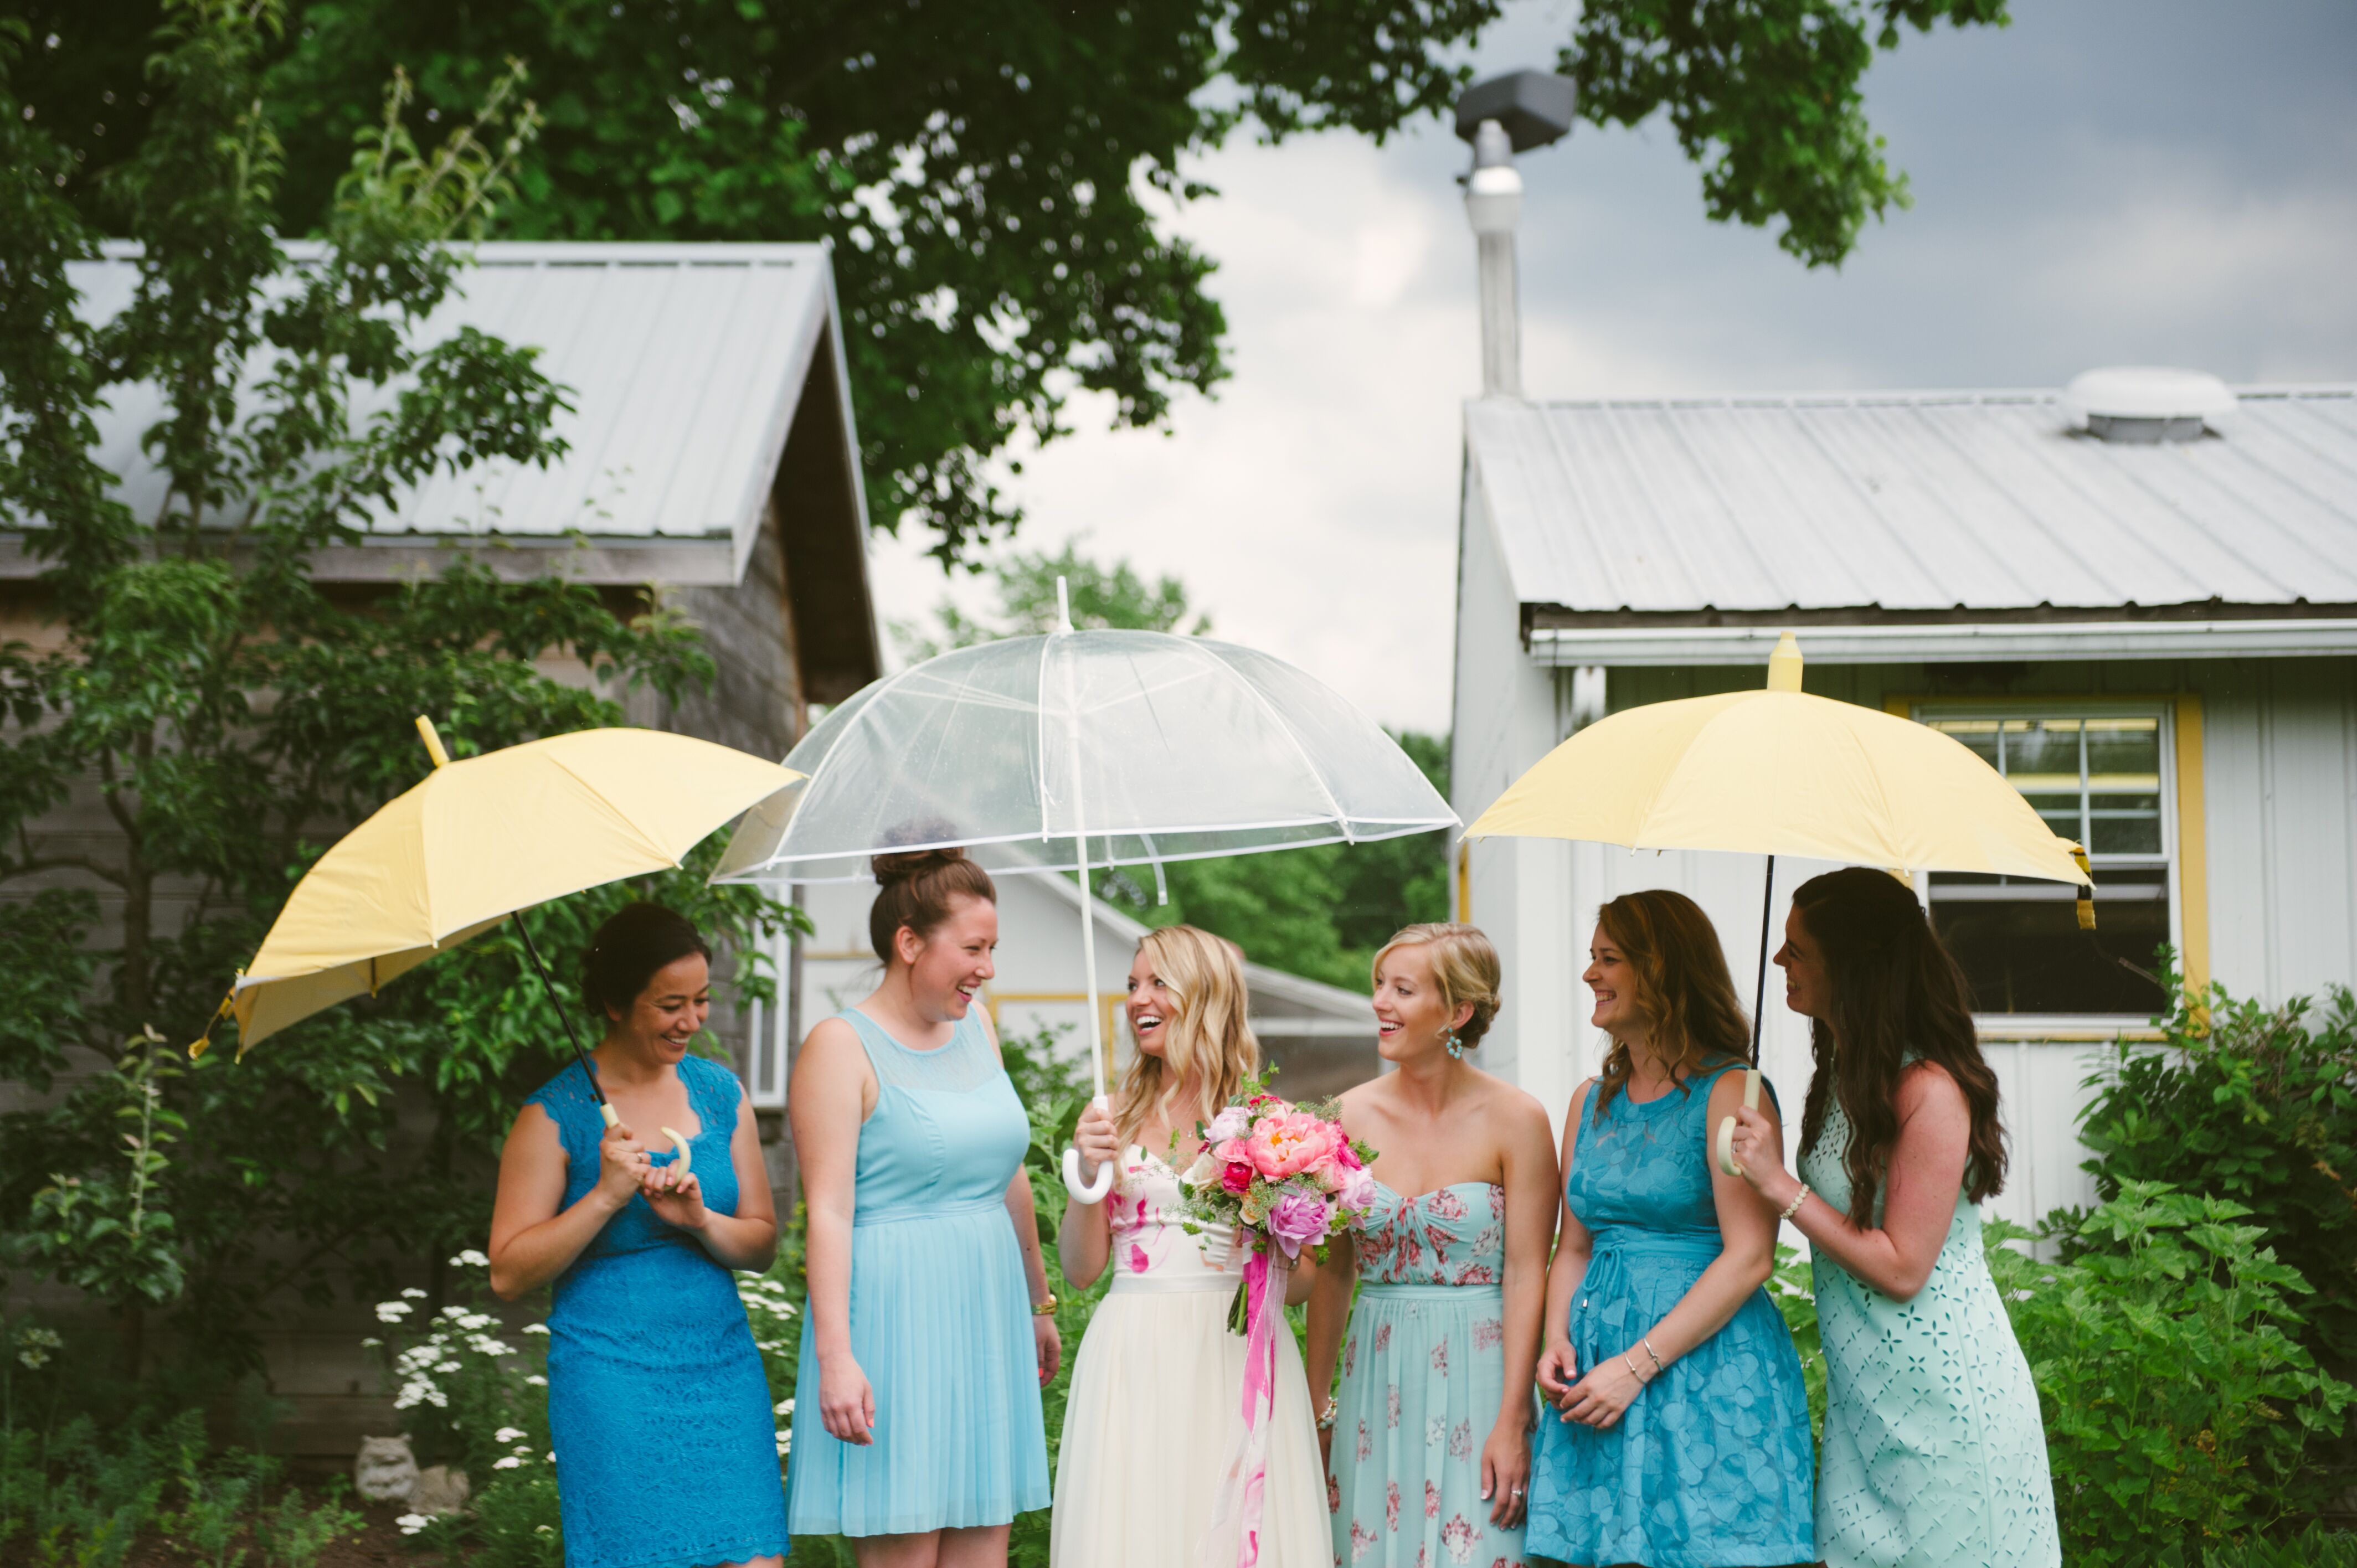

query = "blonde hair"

[1112,925,1259,1145]
[1372,923,1502,1051]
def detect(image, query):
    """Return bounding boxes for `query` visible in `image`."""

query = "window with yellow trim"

[1917,706,2172,1017]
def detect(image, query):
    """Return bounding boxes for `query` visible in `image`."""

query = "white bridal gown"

[1050,1147,1331,1568]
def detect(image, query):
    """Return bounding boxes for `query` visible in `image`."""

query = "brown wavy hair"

[1791,866,2007,1229]
[1592,889,1752,1116]
[868,844,996,964]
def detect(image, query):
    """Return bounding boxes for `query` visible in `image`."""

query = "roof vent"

[2063,366,2236,444]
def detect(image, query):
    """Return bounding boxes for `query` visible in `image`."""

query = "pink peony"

[1220,1160,1254,1195]
[1204,1105,1252,1143]
[1244,1110,1341,1180]
[1336,1138,1364,1172]
[1338,1166,1378,1214]
[1268,1191,1334,1258]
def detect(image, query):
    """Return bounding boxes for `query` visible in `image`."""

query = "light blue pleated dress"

[1329,1180,1525,1568]
[1525,1061,1815,1568]
[784,1008,1051,1537]
[527,1055,788,1568]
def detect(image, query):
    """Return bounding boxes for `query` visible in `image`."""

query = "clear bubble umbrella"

[713,582,1455,1201]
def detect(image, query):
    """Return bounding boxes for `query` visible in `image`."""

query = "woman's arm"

[1533,1080,1594,1413]
[1730,1060,1968,1301]
[1003,1166,1063,1385]
[1560,1069,1781,1431]
[790,1017,877,1444]
[642,1088,778,1270]
[1056,1101,1119,1289]
[1303,1219,1360,1471]
[487,1103,645,1301]
[1481,1090,1561,1528]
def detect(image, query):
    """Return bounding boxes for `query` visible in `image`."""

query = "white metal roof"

[1468,386,2357,620]
[44,241,859,586]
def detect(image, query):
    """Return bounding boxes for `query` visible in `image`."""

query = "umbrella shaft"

[517,915,606,1106]
[1749,855,1775,1066]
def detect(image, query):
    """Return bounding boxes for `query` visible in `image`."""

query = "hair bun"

[872,843,970,886]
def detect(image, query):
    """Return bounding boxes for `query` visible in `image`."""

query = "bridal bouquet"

[1177,1077,1378,1568]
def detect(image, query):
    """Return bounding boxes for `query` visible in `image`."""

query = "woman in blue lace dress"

[784,846,1057,1565]
[489,903,787,1568]
[1306,924,1558,1568]
[1525,890,1815,1568]
[1727,868,2058,1568]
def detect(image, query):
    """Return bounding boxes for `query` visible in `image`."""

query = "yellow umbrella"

[1465,632,2091,1170]
[198,720,799,1124]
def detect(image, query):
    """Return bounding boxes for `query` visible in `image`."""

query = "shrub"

[2077,977,2357,1379]
[1985,1183,2354,1565]
[1767,1244,1825,1442]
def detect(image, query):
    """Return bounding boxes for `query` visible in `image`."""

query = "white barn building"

[1450,379,2357,1232]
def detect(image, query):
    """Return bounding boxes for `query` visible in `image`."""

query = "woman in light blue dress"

[489,902,787,1568]
[1727,867,2059,1568]
[1526,890,1815,1568]
[1306,924,1558,1568]
[784,846,1056,1565]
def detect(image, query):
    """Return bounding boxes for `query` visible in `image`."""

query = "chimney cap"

[2062,366,2237,444]
[1454,70,1576,153]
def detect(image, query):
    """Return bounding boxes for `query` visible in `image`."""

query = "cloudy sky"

[868,0,2357,735]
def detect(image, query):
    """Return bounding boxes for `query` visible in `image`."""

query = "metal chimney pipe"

[1465,118,1524,400]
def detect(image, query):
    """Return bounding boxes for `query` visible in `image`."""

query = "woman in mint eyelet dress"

[489,903,788,1568]
[1525,890,1815,1568]
[1727,868,2060,1568]
[784,847,1057,1566]
[1306,924,1558,1568]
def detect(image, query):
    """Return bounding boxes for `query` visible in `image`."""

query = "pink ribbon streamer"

[1201,1247,1288,1568]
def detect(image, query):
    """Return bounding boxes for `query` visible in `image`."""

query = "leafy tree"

[898,544,1448,989]
[9,0,2011,568]
[0,1,783,1366]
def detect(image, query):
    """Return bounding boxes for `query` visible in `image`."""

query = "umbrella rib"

[1194,641,1358,843]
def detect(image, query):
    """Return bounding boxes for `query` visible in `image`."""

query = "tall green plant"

[0,0,788,1367]
[2077,971,2357,1377]
[1987,1184,2354,1564]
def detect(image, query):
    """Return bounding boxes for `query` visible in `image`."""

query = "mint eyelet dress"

[524,1054,788,1568]
[1803,1085,2060,1567]
[1525,1061,1816,1568]
[784,1007,1051,1537]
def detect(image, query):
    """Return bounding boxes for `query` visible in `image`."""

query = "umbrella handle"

[1715,1070,1762,1179]
[1062,1094,1116,1205]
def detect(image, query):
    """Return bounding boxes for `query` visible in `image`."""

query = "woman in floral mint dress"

[1305,924,1556,1568]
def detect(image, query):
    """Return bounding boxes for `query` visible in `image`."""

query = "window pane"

[2004,718,2082,783]
[2089,803,2163,855]
[2085,718,2160,777]
[1931,719,2001,772]
[1930,888,2171,1015]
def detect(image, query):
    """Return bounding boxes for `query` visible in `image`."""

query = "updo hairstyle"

[1372,922,1502,1051]
[582,902,712,1022]
[868,845,997,964]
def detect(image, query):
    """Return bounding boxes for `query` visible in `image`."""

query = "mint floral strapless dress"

[526,1055,787,1568]
[1525,1062,1815,1567]
[1330,1181,1524,1568]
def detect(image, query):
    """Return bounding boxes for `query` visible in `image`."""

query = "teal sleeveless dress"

[1804,1086,2060,1567]
[783,1008,1051,1536]
[1526,1061,1815,1567]
[1329,1180,1524,1568]
[525,1054,788,1568]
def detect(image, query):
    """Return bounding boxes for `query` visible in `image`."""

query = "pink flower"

[1424,1481,1440,1519]
[1373,1322,1392,1353]
[1269,1192,1332,1259]
[1205,1105,1252,1143]
[1336,1138,1363,1171]
[1385,1481,1401,1531]
[1473,1317,1503,1352]
[1338,1166,1378,1214]
[1430,1337,1450,1375]
[1427,1188,1469,1220]
[1350,1521,1376,1561]
[1244,1110,1340,1179]
[1220,1161,1254,1195]
[1442,1515,1476,1564]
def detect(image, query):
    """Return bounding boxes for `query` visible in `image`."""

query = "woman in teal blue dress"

[1726,868,2058,1567]
[1526,889,1815,1567]
[784,846,1057,1564]
[489,902,788,1568]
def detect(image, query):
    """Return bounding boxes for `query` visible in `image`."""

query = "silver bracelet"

[1779,1183,1811,1223]
[1622,1350,1650,1386]
[1640,1335,1666,1376]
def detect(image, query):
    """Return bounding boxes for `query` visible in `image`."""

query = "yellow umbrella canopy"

[1466,633,2090,889]
[211,721,800,1058]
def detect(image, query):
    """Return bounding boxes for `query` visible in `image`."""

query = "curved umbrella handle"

[1715,1069,1762,1178]
[1062,1093,1116,1205]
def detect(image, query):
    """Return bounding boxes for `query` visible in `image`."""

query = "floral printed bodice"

[1351,1180,1505,1287]
[1109,1146,1239,1279]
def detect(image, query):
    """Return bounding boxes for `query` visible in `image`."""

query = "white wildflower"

[546,1451,557,1463]
[17,1328,61,1349]
[401,1287,429,1299]
[395,1514,431,1536]
[17,1349,50,1371]
[495,1426,527,1443]
[492,1456,523,1470]
[774,1398,795,1416]
[374,1301,412,1322]
[774,1429,790,1456]
[536,1525,554,1535]
[527,1374,548,1386]
[523,1323,550,1335]
[359,1337,383,1349]
[450,1249,490,1268]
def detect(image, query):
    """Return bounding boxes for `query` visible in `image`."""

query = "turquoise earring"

[1446,1032,1464,1060]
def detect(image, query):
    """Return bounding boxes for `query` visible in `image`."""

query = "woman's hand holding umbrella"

[593,1120,653,1211]
[1723,1105,1799,1213]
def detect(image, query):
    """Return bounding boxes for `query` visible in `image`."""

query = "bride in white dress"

[1051,925,1330,1568]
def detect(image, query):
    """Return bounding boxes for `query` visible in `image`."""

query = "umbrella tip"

[1766,631,1803,693]
[1055,576,1074,635]
[415,716,452,768]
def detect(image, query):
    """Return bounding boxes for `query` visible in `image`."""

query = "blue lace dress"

[784,1008,1051,1536]
[1330,1181,1525,1568]
[1525,1062,1815,1568]
[526,1055,787,1568]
